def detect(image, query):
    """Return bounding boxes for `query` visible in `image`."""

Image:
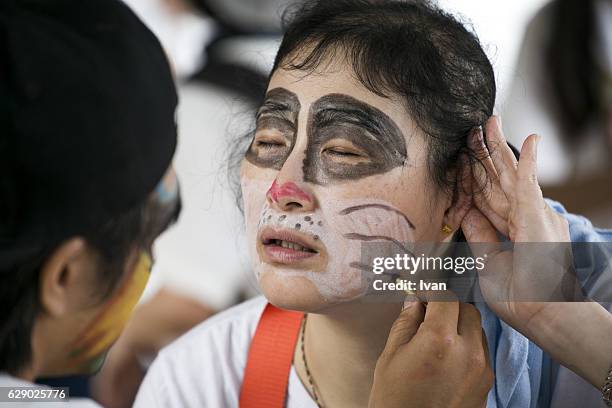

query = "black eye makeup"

[303,94,407,184]
[245,91,407,184]
[245,87,300,170]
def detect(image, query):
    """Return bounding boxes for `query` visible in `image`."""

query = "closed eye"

[256,140,285,149]
[323,148,363,157]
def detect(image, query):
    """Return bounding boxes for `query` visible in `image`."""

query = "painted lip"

[258,227,326,265]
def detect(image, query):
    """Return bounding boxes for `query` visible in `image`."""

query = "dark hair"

[269,0,496,194]
[546,0,605,142]
[0,190,180,375]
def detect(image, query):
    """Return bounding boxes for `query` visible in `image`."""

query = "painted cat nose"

[266,180,315,212]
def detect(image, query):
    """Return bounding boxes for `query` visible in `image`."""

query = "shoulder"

[134,296,267,408]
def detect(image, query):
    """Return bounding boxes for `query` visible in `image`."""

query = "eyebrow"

[256,87,301,123]
[309,93,406,155]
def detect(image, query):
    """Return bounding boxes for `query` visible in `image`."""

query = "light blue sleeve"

[543,199,612,407]
[482,200,612,408]
[546,199,612,242]
[547,199,612,299]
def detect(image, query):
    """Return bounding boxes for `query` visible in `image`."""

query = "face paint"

[245,87,300,169]
[155,166,179,205]
[304,93,407,184]
[239,66,453,309]
[246,92,408,184]
[145,168,182,250]
[267,180,312,203]
[64,252,151,374]
[242,178,416,303]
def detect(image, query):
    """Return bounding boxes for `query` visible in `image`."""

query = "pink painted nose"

[266,180,314,211]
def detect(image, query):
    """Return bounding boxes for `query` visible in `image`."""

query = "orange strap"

[239,303,305,408]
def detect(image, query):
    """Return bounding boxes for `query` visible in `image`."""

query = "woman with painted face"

[134,1,612,407]
[0,0,180,405]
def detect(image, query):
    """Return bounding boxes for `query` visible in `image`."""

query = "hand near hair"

[464,116,570,243]
[370,298,493,408]
[460,115,575,330]
[460,116,612,390]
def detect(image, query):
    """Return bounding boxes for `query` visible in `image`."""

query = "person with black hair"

[0,0,180,405]
[88,1,290,406]
[133,1,611,407]
[504,0,612,227]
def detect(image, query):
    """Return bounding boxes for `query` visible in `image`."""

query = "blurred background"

[39,1,609,406]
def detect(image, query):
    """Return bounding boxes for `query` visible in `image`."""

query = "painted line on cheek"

[349,261,371,272]
[343,232,415,258]
[339,203,416,230]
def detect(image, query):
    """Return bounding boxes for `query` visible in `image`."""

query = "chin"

[258,267,363,313]
[260,272,326,311]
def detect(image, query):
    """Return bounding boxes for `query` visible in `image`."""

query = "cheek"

[323,167,444,240]
[63,254,151,374]
[250,186,422,305]
[240,161,276,223]
[240,165,276,277]
[241,161,445,308]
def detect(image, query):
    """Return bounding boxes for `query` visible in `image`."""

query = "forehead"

[267,67,417,132]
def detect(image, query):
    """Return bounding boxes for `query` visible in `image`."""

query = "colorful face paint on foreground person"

[240,67,457,312]
[64,252,152,373]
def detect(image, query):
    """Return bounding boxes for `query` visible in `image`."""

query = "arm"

[461,115,612,391]
[526,301,612,389]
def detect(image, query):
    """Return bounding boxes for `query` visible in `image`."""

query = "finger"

[461,207,502,269]
[484,116,518,195]
[422,296,460,335]
[462,207,499,245]
[468,126,510,234]
[383,297,426,356]
[484,116,518,172]
[471,191,509,236]
[460,152,473,196]
[469,126,499,204]
[468,126,498,181]
[457,303,482,338]
[516,134,544,202]
[458,305,493,397]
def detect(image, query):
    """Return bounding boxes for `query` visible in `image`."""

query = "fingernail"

[473,126,484,147]
[497,116,503,129]
[402,294,419,310]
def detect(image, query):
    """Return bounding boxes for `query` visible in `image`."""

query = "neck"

[296,300,402,408]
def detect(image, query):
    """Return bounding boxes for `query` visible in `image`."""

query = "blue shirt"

[479,200,612,408]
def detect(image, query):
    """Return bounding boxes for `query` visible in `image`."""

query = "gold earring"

[441,224,453,234]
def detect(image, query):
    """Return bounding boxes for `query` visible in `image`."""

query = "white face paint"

[241,177,416,306]
[239,67,452,312]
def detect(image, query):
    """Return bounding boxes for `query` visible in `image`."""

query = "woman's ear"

[441,154,472,239]
[39,238,87,317]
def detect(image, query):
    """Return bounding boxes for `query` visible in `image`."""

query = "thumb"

[516,134,543,203]
[382,298,425,356]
